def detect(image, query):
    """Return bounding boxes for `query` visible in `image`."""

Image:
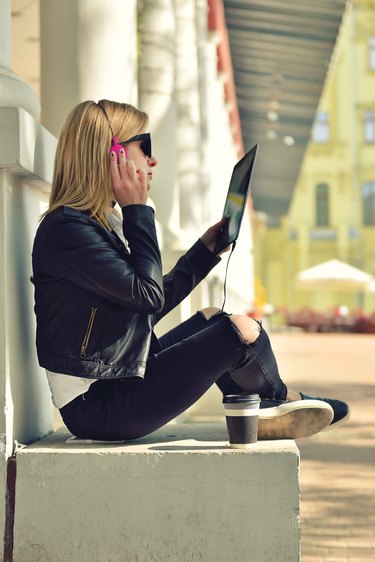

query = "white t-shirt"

[46,209,126,409]
[46,371,97,409]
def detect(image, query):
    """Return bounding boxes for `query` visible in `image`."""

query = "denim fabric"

[60,311,287,441]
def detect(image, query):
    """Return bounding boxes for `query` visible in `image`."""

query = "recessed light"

[284,136,295,146]
[266,130,277,140]
[267,110,279,122]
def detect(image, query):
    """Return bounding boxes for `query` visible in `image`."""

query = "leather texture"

[31,205,220,381]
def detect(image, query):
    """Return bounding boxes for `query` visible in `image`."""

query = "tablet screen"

[214,144,259,254]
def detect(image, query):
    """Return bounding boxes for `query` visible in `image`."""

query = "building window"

[312,112,329,143]
[369,37,375,71]
[363,181,375,225]
[316,183,329,226]
[364,110,375,143]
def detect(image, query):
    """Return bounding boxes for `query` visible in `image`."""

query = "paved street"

[270,332,375,562]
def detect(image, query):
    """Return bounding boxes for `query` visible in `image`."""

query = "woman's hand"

[200,217,231,256]
[110,148,148,207]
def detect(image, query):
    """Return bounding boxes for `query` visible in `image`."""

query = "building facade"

[254,0,375,319]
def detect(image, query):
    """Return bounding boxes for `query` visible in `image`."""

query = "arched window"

[316,183,329,226]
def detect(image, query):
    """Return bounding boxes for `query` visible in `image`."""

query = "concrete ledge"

[13,424,300,562]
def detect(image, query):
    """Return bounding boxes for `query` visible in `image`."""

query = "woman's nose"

[148,156,158,168]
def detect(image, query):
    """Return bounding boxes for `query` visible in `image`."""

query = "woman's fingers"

[212,216,228,232]
[110,150,148,206]
[137,167,147,187]
[125,158,137,180]
[110,151,120,181]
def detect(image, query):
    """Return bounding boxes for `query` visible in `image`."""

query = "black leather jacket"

[31,205,220,381]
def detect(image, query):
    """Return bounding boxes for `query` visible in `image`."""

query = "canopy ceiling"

[223,0,347,224]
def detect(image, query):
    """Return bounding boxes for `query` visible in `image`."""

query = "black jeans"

[60,311,287,441]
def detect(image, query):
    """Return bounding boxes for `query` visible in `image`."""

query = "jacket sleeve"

[154,239,221,323]
[45,205,165,312]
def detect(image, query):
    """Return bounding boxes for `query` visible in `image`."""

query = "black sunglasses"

[119,133,152,158]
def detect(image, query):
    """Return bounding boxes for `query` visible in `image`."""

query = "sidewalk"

[271,332,375,562]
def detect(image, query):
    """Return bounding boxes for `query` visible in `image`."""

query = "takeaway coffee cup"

[223,394,261,448]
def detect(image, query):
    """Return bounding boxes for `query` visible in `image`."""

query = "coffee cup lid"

[223,394,260,404]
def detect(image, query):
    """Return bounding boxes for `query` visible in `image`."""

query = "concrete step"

[13,423,300,562]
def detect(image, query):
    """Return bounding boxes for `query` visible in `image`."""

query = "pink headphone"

[110,136,126,162]
[97,101,127,162]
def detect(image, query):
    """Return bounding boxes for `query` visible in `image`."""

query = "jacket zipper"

[80,307,97,358]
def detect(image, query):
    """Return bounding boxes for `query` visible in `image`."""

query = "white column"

[0,0,53,466]
[195,0,211,227]
[0,5,51,529]
[40,0,138,136]
[0,0,40,117]
[174,0,203,243]
[138,0,182,248]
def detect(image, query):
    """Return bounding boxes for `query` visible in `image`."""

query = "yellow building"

[254,0,375,321]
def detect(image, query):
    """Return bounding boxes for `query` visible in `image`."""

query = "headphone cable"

[221,240,237,312]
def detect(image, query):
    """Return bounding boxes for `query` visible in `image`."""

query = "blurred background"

[8,0,375,335]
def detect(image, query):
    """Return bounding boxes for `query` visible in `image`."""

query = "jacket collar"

[63,206,129,255]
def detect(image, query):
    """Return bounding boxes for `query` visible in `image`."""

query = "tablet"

[214,144,259,254]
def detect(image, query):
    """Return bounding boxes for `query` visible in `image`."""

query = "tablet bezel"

[214,144,259,254]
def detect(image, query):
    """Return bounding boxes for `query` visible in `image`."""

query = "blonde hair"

[45,99,149,227]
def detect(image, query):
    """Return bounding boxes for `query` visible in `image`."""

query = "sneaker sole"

[258,400,334,440]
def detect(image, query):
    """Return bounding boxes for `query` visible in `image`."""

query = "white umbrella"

[296,259,374,290]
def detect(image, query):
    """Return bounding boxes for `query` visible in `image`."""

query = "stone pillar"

[174,0,203,244]
[0,0,53,482]
[0,1,53,544]
[195,0,211,227]
[138,0,182,248]
[0,0,40,117]
[40,0,138,136]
